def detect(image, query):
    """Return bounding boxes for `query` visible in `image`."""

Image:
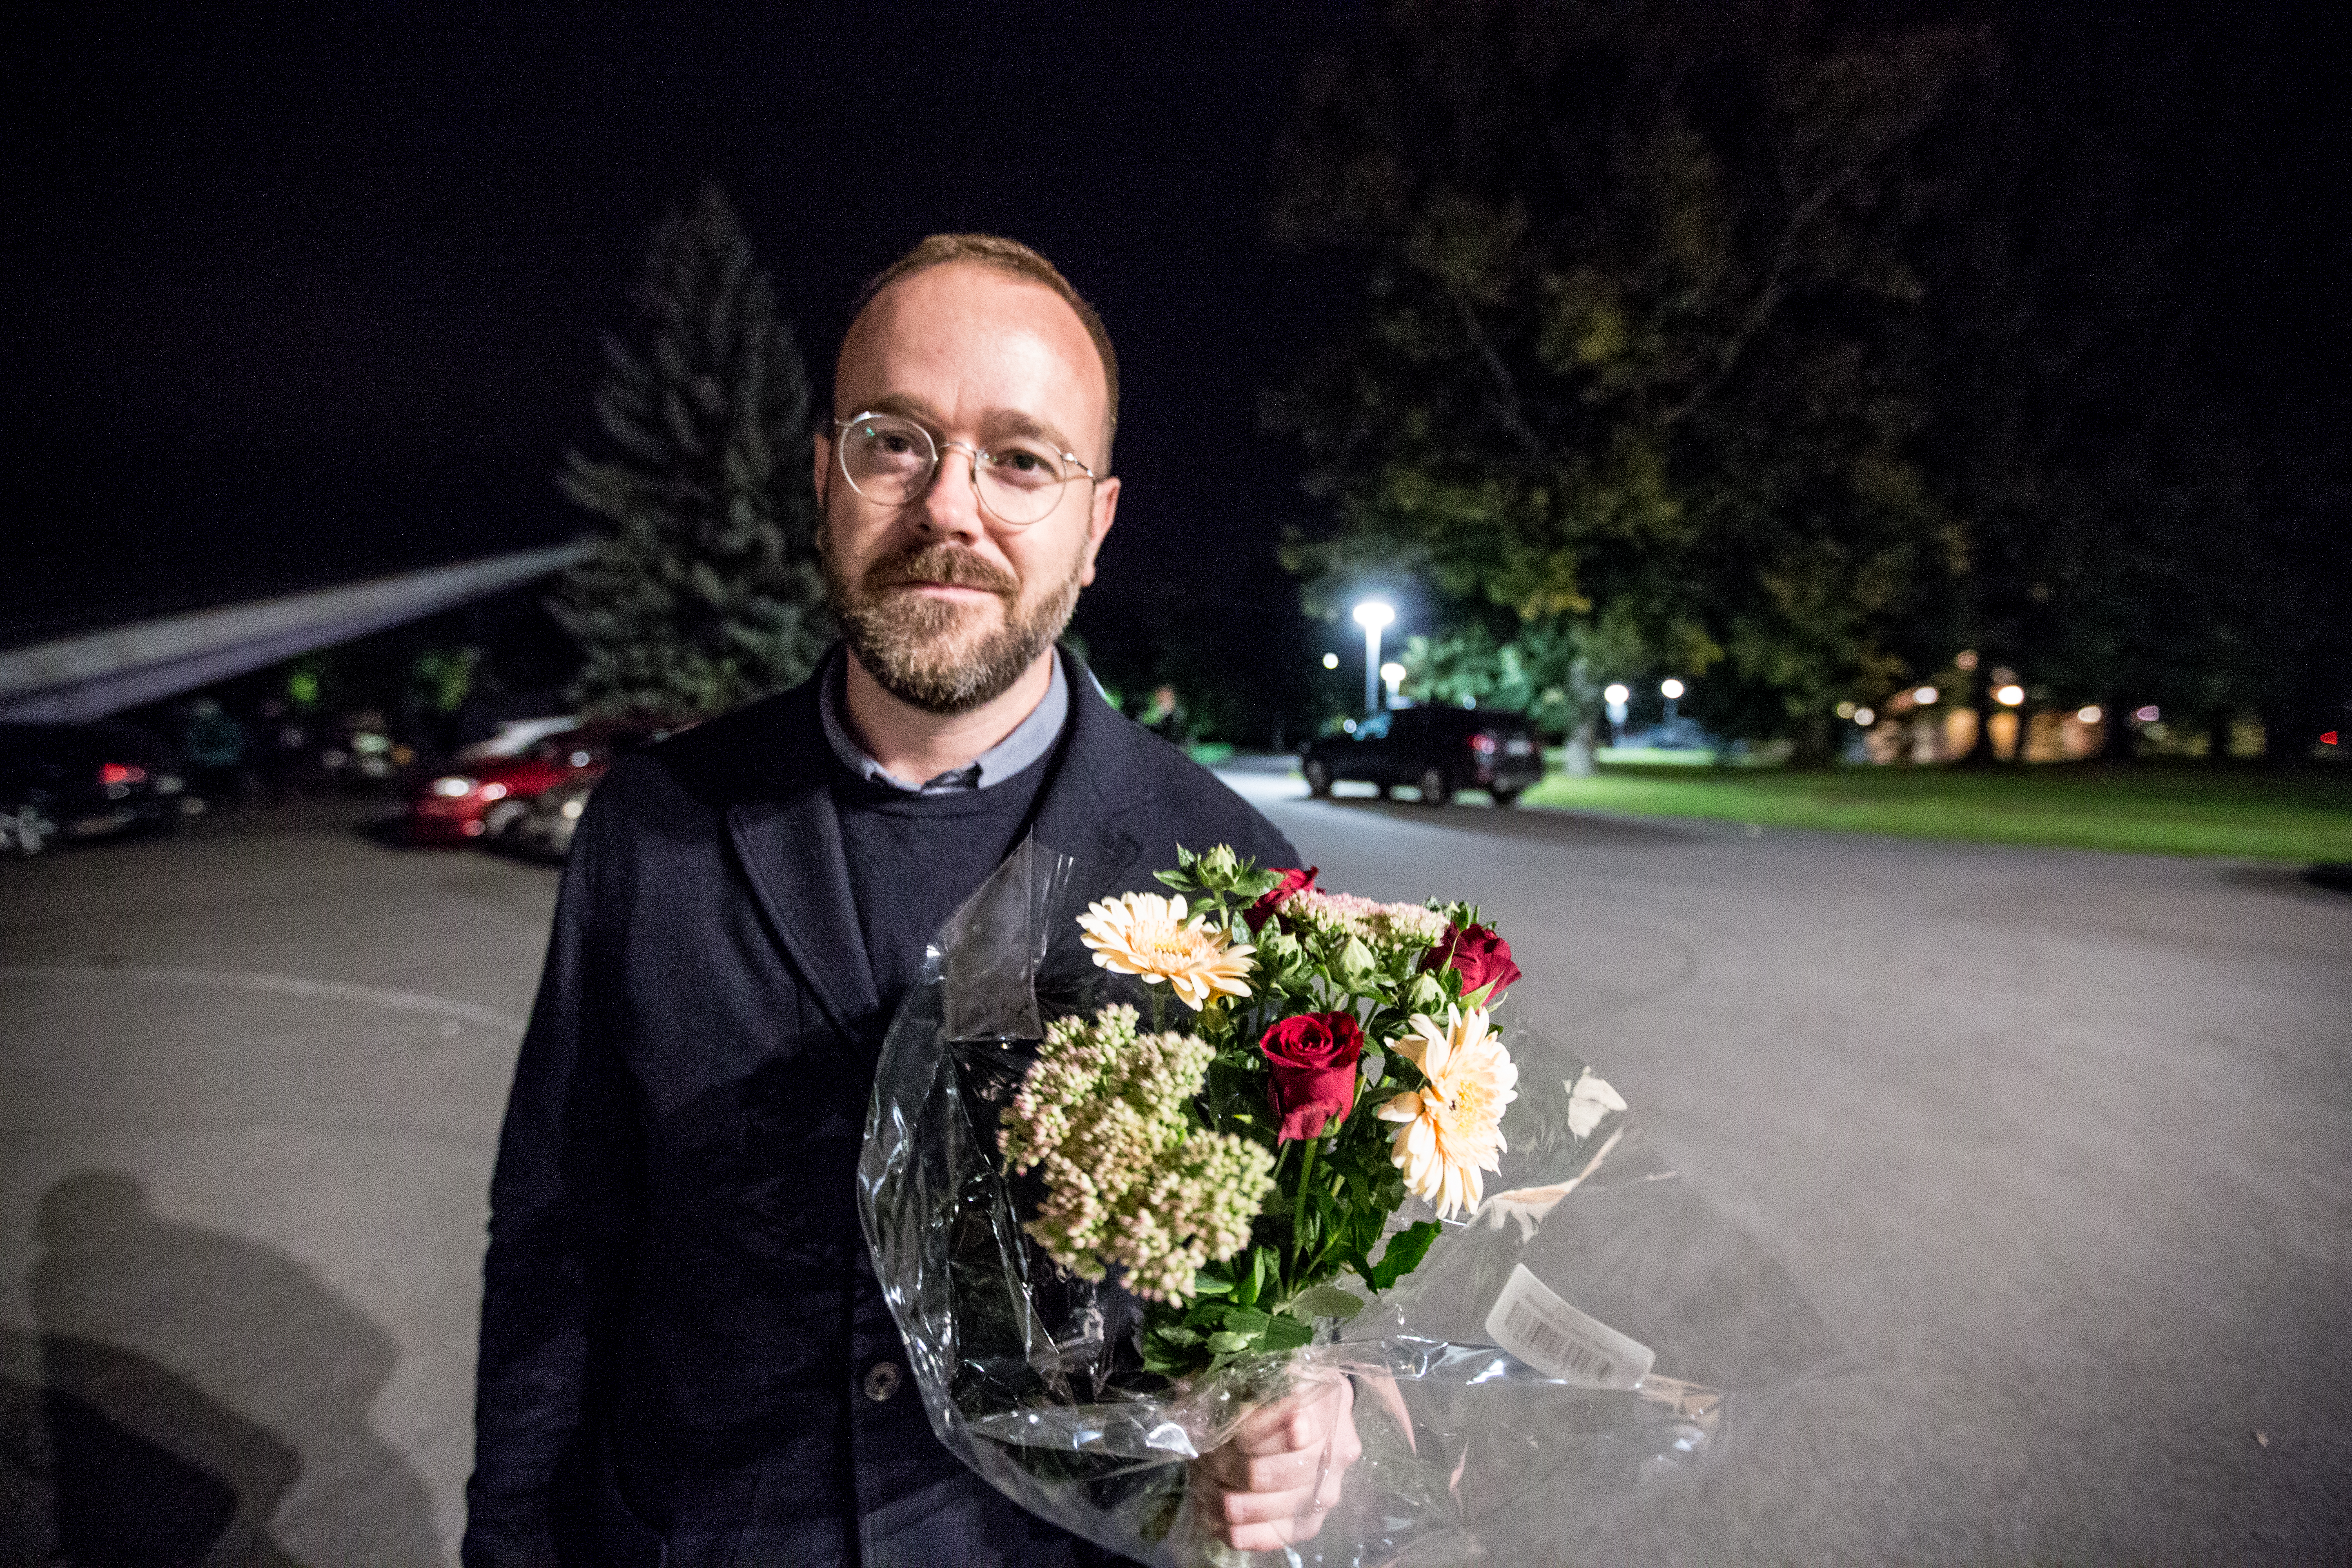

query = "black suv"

[1301,707,1544,806]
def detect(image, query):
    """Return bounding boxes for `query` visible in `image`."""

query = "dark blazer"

[464,647,1298,1568]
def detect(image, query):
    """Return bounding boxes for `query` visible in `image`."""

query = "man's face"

[815,263,1120,715]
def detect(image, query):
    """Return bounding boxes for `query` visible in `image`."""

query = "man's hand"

[1190,1372,1363,1551]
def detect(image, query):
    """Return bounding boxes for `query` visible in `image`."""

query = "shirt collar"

[819,645,1069,794]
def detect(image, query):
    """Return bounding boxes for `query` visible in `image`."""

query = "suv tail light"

[1467,733,1497,754]
[99,762,147,786]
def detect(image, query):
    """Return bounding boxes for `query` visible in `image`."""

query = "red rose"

[1245,865,1319,932]
[1258,1011,1363,1142]
[1419,922,1522,1004]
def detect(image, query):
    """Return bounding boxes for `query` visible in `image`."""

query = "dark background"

[3,2,1364,696]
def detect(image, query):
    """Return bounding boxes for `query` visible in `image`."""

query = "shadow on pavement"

[1,1171,443,1566]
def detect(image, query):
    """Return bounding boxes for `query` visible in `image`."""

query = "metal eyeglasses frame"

[833,412,1099,529]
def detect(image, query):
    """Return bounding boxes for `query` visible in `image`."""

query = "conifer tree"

[552,185,829,721]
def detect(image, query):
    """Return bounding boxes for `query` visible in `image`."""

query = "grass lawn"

[1521,761,2352,861]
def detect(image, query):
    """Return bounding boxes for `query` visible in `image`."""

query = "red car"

[404,724,616,845]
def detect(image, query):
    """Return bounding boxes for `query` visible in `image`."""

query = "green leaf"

[1190,1271,1235,1297]
[1288,1284,1368,1321]
[1206,1331,1254,1355]
[1358,1220,1443,1292]
[1154,1323,1205,1346]
[1153,868,1192,891]
[1259,1315,1315,1352]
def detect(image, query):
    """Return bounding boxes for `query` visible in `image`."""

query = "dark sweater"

[832,750,1054,1016]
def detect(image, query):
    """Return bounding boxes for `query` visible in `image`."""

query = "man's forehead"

[835,263,1108,419]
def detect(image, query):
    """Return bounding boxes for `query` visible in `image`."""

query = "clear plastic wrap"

[858,842,1841,1565]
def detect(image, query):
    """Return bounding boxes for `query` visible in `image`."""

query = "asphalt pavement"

[2,777,2348,1564]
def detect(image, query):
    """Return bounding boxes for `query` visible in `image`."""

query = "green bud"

[1335,937,1376,989]
[1200,844,1239,882]
[1407,973,1448,1014]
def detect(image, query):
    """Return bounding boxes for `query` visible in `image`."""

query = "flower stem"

[1290,1135,1318,1272]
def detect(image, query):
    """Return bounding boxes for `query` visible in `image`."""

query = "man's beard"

[824,537,1082,715]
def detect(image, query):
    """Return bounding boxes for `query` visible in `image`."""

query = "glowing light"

[1660,678,1685,700]
[1352,601,1395,630]
[1913,686,1940,706]
[570,751,592,767]
[1994,684,2026,707]
[1603,683,1630,705]
[1379,661,1406,695]
[2323,731,2340,747]
[1854,707,1875,726]
[1342,718,1358,734]
[1835,700,1857,719]
[430,775,475,798]
[479,782,510,802]
[1955,650,1980,671]
[560,797,586,819]
[1322,652,1339,670]
[2134,705,2161,724]
[2078,706,2103,724]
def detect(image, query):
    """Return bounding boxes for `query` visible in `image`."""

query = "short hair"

[845,234,1118,468]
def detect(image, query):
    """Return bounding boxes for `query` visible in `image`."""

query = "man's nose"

[916,442,989,543]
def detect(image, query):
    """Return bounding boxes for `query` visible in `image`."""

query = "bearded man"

[463,236,1358,1568]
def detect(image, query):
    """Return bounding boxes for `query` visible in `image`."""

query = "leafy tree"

[552,185,829,722]
[1268,0,1979,760]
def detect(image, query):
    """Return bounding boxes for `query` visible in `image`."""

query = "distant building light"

[1994,684,2026,707]
[2134,705,2161,724]
[1660,678,1686,700]
[1955,650,1980,671]
[1913,686,1940,706]
[1835,700,1857,719]
[2078,706,2103,724]
[1322,652,1339,670]
[1854,707,1875,726]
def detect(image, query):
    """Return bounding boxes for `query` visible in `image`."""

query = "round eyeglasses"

[833,412,1098,528]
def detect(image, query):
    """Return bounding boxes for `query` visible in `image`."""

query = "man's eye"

[991,446,1058,481]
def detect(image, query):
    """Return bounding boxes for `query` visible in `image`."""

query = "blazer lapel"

[722,694,882,1040]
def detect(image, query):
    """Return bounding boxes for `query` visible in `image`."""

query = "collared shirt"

[817,646,1070,793]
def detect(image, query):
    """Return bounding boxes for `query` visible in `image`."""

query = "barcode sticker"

[1483,1263,1654,1390]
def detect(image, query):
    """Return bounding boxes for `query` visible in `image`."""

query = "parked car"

[502,768,601,862]
[403,719,677,846]
[405,728,609,845]
[1301,706,1544,806]
[0,722,186,854]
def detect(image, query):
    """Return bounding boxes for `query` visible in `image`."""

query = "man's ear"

[812,428,833,511]
[1076,476,1120,587]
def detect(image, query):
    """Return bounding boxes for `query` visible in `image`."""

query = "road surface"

[1,778,2347,1563]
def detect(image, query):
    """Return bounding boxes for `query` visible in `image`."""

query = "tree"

[1268,0,1979,760]
[552,185,829,722]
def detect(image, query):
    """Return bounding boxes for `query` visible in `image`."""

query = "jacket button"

[862,1360,902,1403]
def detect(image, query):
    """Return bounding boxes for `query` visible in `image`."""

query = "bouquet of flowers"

[858,840,1835,1565]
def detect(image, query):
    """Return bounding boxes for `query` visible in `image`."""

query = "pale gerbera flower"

[1377,1005,1519,1218]
[1077,891,1255,1011]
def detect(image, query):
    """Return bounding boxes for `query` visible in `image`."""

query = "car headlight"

[429,775,476,798]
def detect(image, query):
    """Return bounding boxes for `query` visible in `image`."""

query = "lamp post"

[1352,600,1394,717]
[1603,683,1630,745]
[1660,677,1685,725]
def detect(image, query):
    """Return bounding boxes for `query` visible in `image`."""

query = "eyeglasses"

[833,412,1098,528]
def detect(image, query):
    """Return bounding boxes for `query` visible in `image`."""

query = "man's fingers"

[1231,1377,1349,1454]
[1203,1442,1320,1495]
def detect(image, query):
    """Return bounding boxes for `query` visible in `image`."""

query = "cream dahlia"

[1377,1004,1519,1219]
[1076,891,1255,1011]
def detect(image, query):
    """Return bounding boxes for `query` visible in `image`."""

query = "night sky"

[4,2,1360,682]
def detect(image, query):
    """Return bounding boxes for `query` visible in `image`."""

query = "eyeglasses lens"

[840,414,1071,526]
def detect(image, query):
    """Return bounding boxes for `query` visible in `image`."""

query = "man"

[464,236,1357,1567]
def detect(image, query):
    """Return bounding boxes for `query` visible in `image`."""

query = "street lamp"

[1603,682,1630,744]
[1660,677,1684,724]
[1380,661,1407,705]
[1352,600,1395,716]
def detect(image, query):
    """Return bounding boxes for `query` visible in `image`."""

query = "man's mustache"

[862,546,1018,599]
